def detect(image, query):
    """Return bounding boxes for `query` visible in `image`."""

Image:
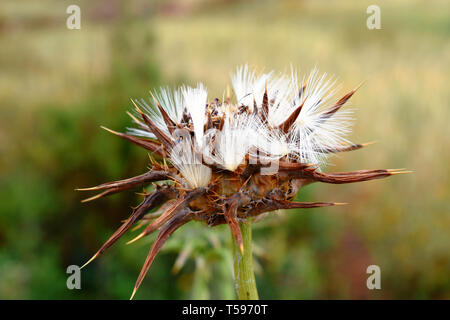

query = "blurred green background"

[0,0,448,299]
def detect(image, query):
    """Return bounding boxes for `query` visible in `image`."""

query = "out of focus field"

[0,0,448,299]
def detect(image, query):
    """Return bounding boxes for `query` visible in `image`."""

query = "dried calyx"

[78,65,408,299]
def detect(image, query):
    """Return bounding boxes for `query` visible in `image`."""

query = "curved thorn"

[100,126,163,155]
[126,232,145,245]
[126,111,149,132]
[78,170,170,193]
[130,288,138,300]
[130,214,193,299]
[150,91,176,130]
[307,169,405,184]
[127,188,206,244]
[388,169,412,175]
[320,81,365,121]
[80,253,99,269]
[131,101,175,149]
[277,200,347,209]
[80,188,175,268]
[81,190,113,203]
[315,141,377,154]
[277,97,307,133]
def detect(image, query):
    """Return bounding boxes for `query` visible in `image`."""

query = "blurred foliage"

[0,0,449,299]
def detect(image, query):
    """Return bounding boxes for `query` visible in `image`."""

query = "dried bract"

[78,66,408,299]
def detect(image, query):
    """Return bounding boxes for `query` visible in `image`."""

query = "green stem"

[231,220,259,300]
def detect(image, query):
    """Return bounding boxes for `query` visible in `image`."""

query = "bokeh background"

[0,0,448,299]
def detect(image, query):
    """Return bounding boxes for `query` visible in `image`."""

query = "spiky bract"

[78,65,407,299]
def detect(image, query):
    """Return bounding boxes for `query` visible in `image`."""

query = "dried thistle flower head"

[78,65,408,299]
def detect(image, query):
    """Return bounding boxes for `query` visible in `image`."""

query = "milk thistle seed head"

[78,65,408,299]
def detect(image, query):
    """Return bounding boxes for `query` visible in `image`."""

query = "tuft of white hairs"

[127,87,184,139]
[127,98,166,139]
[253,122,293,161]
[170,136,212,189]
[204,113,259,171]
[182,83,208,149]
[152,86,185,124]
[289,68,354,165]
[231,65,271,111]
[127,65,355,170]
[231,66,355,166]
[266,67,303,127]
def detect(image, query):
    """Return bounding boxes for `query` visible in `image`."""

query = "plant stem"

[231,220,259,300]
